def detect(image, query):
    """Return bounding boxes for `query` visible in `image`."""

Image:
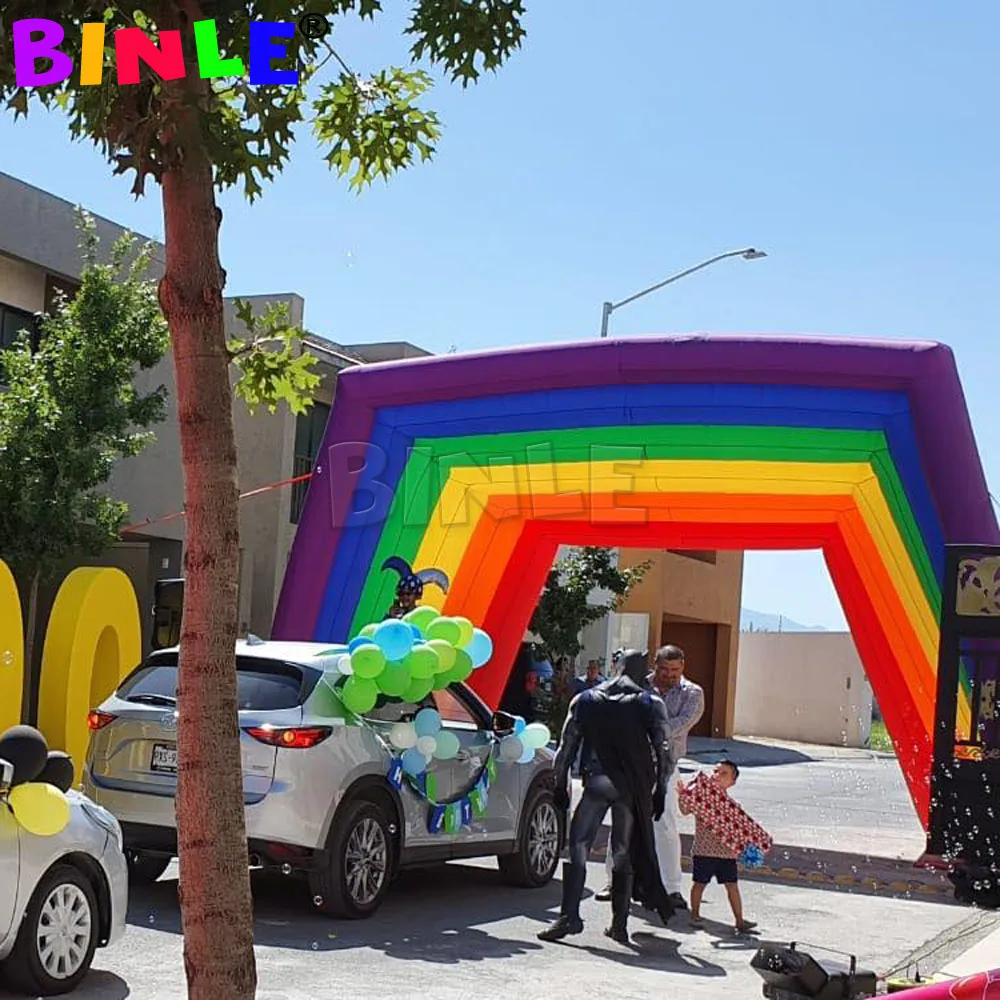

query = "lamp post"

[599,247,767,338]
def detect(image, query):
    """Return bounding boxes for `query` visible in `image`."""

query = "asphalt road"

[0,857,967,1000]
[0,739,968,999]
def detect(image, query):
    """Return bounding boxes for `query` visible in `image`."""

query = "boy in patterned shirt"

[679,760,757,934]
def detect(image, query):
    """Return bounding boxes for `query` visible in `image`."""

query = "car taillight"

[87,710,116,731]
[245,726,332,749]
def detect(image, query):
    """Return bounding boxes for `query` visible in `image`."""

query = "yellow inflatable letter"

[0,559,24,733]
[38,568,141,781]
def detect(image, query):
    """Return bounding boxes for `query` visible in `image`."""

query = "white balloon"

[389,722,417,750]
[416,735,438,756]
[500,735,524,761]
[336,654,354,676]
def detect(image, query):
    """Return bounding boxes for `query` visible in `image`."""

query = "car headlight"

[79,797,124,851]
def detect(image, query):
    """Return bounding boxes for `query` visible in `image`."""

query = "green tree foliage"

[0,5,526,997]
[530,547,651,664]
[0,211,168,661]
[530,547,650,736]
[228,299,320,414]
[0,0,525,199]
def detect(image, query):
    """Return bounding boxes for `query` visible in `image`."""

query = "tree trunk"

[158,101,256,998]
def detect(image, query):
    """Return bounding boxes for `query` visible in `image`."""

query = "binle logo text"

[11,15,329,89]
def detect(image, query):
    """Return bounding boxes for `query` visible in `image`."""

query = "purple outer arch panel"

[273,335,998,640]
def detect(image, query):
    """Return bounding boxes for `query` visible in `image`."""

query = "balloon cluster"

[388,708,458,777]
[498,715,552,765]
[739,843,766,870]
[0,725,73,838]
[329,607,494,716]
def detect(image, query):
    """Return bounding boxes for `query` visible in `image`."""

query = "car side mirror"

[492,711,517,736]
[0,758,12,798]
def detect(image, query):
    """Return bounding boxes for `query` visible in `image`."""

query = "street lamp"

[599,247,767,338]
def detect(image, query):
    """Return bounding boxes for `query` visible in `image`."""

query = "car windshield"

[117,654,321,712]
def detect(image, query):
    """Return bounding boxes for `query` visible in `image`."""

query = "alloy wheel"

[344,816,388,906]
[527,801,560,877]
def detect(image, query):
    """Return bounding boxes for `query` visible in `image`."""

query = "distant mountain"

[740,608,829,633]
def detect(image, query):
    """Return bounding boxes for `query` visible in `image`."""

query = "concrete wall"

[0,170,165,281]
[110,293,323,639]
[344,341,433,362]
[734,632,873,748]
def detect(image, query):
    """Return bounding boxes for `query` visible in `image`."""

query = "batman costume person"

[538,649,675,945]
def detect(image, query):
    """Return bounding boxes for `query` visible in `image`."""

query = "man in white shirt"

[599,644,704,910]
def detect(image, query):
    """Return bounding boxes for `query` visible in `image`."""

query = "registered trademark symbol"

[298,13,329,40]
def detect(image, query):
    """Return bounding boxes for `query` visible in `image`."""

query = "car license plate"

[151,744,178,773]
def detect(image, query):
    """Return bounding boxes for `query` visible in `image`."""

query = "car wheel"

[125,849,171,885]
[2,864,99,996]
[308,798,395,919]
[498,787,562,888]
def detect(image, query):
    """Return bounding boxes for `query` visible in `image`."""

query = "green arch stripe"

[349,424,939,634]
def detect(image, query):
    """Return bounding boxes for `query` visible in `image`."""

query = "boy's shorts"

[692,855,738,885]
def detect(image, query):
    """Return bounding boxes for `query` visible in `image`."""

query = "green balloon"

[447,648,474,685]
[403,674,434,703]
[351,645,386,679]
[376,661,412,698]
[432,730,461,760]
[426,617,462,646]
[403,606,439,633]
[453,616,475,648]
[437,649,474,688]
[341,676,378,714]
[431,671,452,691]
[407,645,440,679]
[426,639,457,672]
[360,623,379,638]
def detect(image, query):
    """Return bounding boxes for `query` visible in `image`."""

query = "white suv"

[84,640,562,918]
[1,751,127,997]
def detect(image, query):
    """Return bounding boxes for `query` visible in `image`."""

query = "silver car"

[84,639,562,918]
[0,762,127,997]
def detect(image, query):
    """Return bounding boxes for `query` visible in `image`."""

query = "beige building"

[0,171,428,669]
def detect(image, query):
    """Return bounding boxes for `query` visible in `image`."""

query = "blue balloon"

[401,748,427,776]
[466,628,493,668]
[517,743,535,764]
[513,716,526,736]
[348,636,376,653]
[374,620,414,662]
[414,708,441,738]
[409,624,423,640]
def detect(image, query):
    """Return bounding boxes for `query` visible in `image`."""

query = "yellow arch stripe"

[413,459,937,664]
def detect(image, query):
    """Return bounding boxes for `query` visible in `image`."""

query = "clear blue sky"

[2,0,998,630]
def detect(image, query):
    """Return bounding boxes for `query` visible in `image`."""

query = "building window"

[0,302,39,352]
[291,402,331,524]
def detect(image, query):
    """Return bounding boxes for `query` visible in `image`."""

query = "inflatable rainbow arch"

[273,335,999,824]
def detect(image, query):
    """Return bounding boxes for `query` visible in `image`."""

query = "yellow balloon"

[9,782,71,837]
